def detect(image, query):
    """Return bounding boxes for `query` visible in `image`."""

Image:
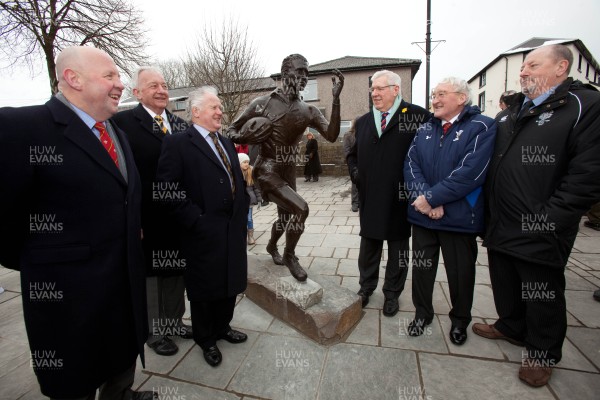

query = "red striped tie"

[381,112,389,131]
[94,122,119,167]
[442,122,452,135]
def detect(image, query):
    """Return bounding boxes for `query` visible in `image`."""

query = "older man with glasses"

[347,70,430,316]
[404,77,497,345]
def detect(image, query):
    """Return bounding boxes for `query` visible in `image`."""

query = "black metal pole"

[425,0,431,110]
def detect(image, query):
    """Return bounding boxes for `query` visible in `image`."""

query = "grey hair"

[131,66,164,89]
[187,86,219,120]
[371,70,401,87]
[437,77,472,105]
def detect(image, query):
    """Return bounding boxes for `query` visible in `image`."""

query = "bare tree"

[155,59,188,89]
[0,0,148,94]
[183,18,265,126]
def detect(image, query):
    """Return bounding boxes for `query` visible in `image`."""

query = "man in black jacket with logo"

[474,44,600,387]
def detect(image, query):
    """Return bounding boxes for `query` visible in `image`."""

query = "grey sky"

[1,0,598,108]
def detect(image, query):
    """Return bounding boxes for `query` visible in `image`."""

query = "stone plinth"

[245,255,362,345]
[276,276,323,310]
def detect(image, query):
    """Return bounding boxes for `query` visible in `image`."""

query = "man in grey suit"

[113,67,192,356]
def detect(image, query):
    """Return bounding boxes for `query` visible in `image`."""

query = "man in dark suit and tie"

[0,47,153,399]
[347,69,430,316]
[156,86,249,367]
[113,67,192,357]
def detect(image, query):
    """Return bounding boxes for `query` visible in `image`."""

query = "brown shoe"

[519,364,553,387]
[472,323,524,346]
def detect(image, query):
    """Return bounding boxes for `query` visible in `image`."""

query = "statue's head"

[281,54,308,97]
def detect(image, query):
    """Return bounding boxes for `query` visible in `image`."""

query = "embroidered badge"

[402,107,408,113]
[453,130,463,142]
[425,135,432,140]
[499,115,508,122]
[536,111,553,126]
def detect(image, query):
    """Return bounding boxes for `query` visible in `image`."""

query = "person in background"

[498,90,517,111]
[236,143,249,154]
[404,77,496,345]
[343,120,359,212]
[239,152,262,245]
[347,69,430,315]
[304,132,322,182]
[112,66,192,357]
[475,44,600,388]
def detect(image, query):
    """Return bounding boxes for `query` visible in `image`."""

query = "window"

[478,92,486,112]
[479,72,486,88]
[301,80,318,101]
[338,121,353,141]
[578,54,583,72]
[174,101,187,111]
[586,63,590,79]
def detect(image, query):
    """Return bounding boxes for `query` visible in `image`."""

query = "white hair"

[437,77,472,105]
[371,70,401,87]
[131,66,164,89]
[187,86,219,120]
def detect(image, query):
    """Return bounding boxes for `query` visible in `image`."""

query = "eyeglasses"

[430,91,461,101]
[369,85,396,93]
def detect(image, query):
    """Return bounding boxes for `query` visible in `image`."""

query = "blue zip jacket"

[403,105,497,233]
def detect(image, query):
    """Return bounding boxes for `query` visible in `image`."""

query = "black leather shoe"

[218,329,248,344]
[383,298,399,317]
[407,318,433,337]
[357,290,371,308]
[594,289,600,302]
[126,389,158,400]
[203,345,222,367]
[180,324,193,339]
[351,204,358,212]
[147,337,178,356]
[449,325,467,345]
[584,220,600,231]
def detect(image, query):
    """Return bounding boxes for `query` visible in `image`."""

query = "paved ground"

[1,176,599,399]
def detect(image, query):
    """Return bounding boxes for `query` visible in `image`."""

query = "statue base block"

[246,255,362,345]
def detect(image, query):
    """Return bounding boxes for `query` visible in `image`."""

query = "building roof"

[271,56,422,79]
[120,56,422,106]
[119,77,276,106]
[468,37,600,84]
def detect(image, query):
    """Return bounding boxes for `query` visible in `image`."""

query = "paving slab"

[381,312,448,354]
[419,353,554,400]
[438,317,505,360]
[170,332,259,389]
[565,290,600,328]
[549,368,600,400]
[566,326,600,370]
[318,343,420,400]
[140,375,242,400]
[345,308,379,346]
[228,334,326,400]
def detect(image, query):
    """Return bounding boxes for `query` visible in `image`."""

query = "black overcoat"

[156,127,249,301]
[303,138,322,176]
[112,104,189,276]
[347,101,430,240]
[0,97,147,397]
